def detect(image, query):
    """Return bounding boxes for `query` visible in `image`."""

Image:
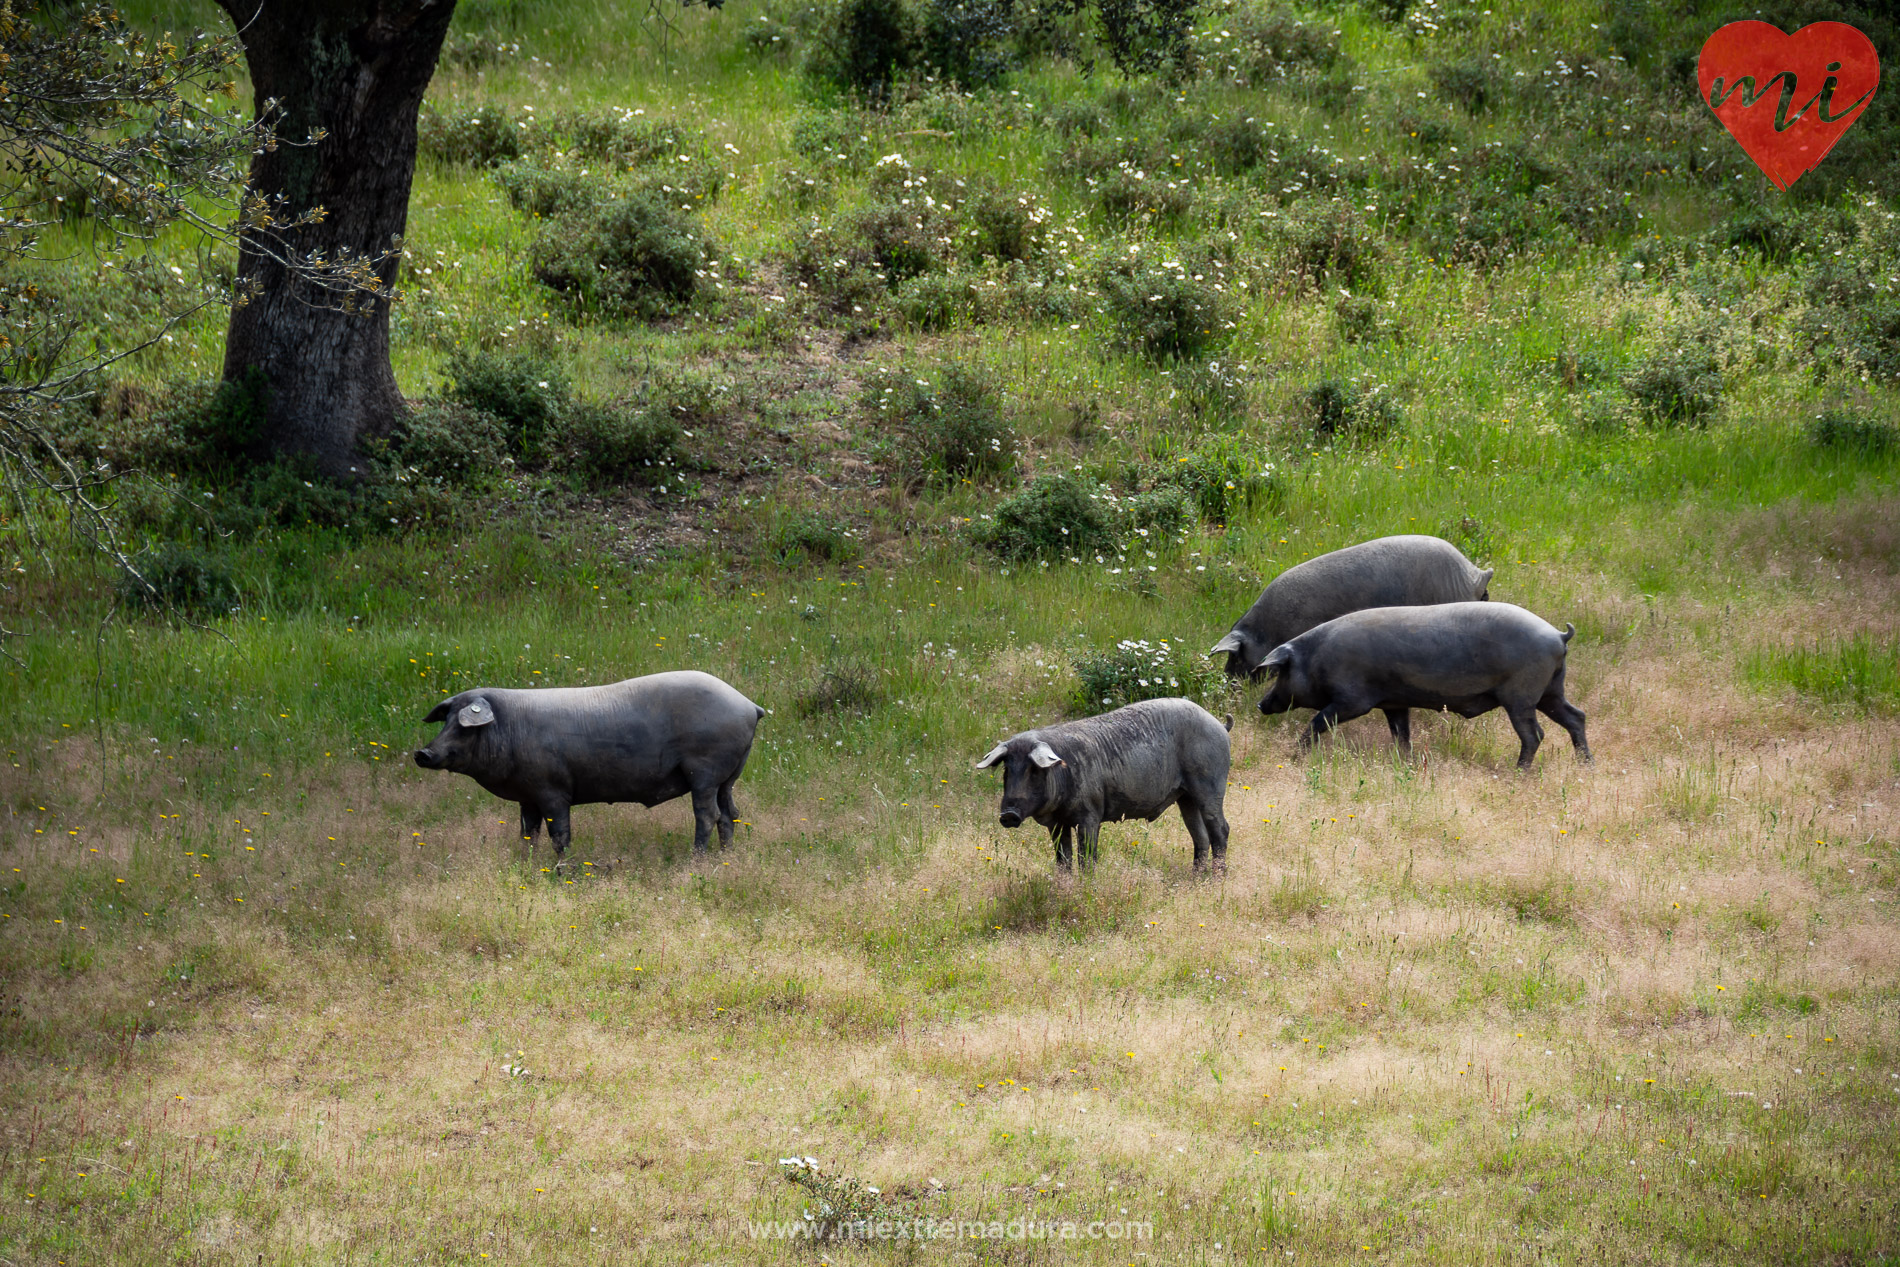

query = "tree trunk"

[215,0,456,478]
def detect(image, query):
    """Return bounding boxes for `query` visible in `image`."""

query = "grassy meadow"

[3,0,1899,1261]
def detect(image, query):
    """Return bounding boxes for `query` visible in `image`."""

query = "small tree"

[0,3,388,632]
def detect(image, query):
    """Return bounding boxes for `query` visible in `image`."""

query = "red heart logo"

[1698,21,1880,191]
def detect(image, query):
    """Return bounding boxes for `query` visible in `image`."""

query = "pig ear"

[1208,630,1243,657]
[423,702,452,724]
[1257,645,1293,677]
[1475,567,1494,599]
[1028,741,1064,768]
[974,743,1009,769]
[457,697,497,728]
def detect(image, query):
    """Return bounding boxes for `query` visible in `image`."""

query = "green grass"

[1746,633,1900,714]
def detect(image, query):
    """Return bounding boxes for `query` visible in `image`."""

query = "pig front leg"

[1076,817,1102,871]
[690,784,719,855]
[1050,823,1075,870]
[546,801,573,870]
[519,803,544,855]
[1383,708,1412,754]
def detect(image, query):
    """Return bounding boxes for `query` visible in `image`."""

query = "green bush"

[1157,434,1276,522]
[416,104,524,167]
[809,0,920,99]
[384,400,508,487]
[442,348,571,464]
[974,471,1119,560]
[866,362,1016,485]
[1094,247,1238,362]
[922,0,1016,86]
[529,192,710,322]
[493,159,616,218]
[1072,637,1225,712]
[117,542,240,618]
[1273,198,1383,289]
[118,368,270,475]
[1307,377,1401,441]
[1097,164,1194,224]
[560,401,684,484]
[791,111,876,173]
[1428,57,1495,114]
[1622,343,1721,427]
[1093,0,1201,79]
[1204,3,1341,85]
[1808,409,1898,455]
[769,510,863,564]
[963,184,1054,264]
[1120,483,1190,534]
[894,271,977,329]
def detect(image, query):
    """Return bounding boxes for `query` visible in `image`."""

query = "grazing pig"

[1255,602,1589,770]
[414,670,764,862]
[1210,535,1492,680]
[975,699,1233,872]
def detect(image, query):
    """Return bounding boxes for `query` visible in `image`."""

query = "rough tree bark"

[214,0,456,478]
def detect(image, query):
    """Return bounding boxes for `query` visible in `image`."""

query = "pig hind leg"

[716,781,740,848]
[1537,669,1591,762]
[1179,798,1228,874]
[1051,824,1074,871]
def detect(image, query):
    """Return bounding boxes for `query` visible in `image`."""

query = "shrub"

[795,661,884,717]
[791,111,876,173]
[1334,292,1396,344]
[770,511,863,564]
[963,184,1053,264]
[1205,3,1341,85]
[1093,0,1201,80]
[442,348,571,464]
[493,159,616,218]
[1428,57,1495,114]
[867,363,1016,485]
[529,192,709,322]
[1719,206,1800,263]
[1306,377,1401,441]
[1121,483,1190,534]
[810,0,920,99]
[894,271,977,329]
[560,401,683,484]
[416,104,524,167]
[1094,247,1238,362]
[1072,637,1225,712]
[117,542,240,617]
[1808,409,1898,454]
[1272,198,1383,289]
[974,471,1119,560]
[117,368,271,475]
[922,0,1016,86]
[1158,435,1276,522]
[385,400,508,487]
[1622,343,1721,427]
[778,1157,895,1241]
[1096,164,1194,224]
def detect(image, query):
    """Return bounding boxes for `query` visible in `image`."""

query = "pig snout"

[414,748,441,769]
[998,809,1024,828]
